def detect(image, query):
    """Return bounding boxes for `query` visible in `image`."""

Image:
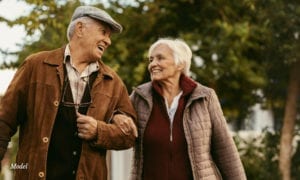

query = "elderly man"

[0,6,137,180]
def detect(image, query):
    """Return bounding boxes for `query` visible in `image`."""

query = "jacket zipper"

[170,121,173,142]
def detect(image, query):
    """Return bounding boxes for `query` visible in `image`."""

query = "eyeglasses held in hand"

[61,77,92,110]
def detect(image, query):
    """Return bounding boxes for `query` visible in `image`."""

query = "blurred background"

[0,0,299,179]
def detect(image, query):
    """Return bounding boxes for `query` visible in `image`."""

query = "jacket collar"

[133,82,153,102]
[42,46,114,79]
[152,74,197,98]
[134,76,211,105]
[43,46,65,66]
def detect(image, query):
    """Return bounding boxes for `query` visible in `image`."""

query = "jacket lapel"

[43,46,65,91]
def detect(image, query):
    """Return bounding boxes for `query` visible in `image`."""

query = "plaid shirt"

[64,44,99,107]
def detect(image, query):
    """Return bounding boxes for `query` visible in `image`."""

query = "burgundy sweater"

[142,75,197,180]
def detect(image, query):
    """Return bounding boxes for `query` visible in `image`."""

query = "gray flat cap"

[71,6,123,33]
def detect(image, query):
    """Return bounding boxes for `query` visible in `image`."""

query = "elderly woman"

[130,38,246,180]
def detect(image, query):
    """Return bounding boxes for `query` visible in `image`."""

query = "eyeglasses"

[61,77,92,111]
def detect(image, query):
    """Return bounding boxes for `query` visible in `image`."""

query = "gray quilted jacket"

[130,82,247,180]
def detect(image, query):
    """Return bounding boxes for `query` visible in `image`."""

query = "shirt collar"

[64,44,99,73]
[63,44,71,64]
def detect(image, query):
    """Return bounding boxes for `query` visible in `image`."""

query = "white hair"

[66,16,94,41]
[148,38,192,76]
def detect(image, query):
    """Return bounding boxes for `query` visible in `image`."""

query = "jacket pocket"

[89,92,114,122]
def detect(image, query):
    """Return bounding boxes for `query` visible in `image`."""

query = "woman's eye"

[157,56,164,60]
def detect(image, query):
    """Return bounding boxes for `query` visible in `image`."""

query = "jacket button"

[73,151,77,156]
[42,137,49,143]
[74,132,78,137]
[38,171,44,178]
[53,100,59,106]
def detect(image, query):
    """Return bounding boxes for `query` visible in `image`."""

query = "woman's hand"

[113,114,138,138]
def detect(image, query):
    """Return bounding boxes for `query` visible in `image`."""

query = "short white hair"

[66,16,94,41]
[148,38,192,75]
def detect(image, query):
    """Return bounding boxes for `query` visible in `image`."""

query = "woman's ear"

[177,63,185,72]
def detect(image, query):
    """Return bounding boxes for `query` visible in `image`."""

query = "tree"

[252,1,300,179]
[279,60,300,180]
[105,0,268,130]
[0,0,85,68]
[0,0,268,129]
[1,0,299,178]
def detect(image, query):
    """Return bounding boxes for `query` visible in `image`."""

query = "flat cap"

[71,6,123,33]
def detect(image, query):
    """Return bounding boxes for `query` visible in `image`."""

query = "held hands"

[113,114,138,138]
[76,112,98,140]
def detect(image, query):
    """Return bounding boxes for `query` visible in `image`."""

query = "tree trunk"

[279,60,300,180]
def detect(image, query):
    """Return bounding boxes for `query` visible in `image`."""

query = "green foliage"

[0,0,298,129]
[254,0,300,130]
[0,0,299,178]
[235,130,281,179]
[288,125,300,178]
[95,1,271,131]
[235,129,300,179]
[0,0,82,67]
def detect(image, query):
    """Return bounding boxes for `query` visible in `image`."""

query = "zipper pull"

[170,123,173,142]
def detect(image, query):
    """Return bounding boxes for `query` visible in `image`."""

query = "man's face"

[80,20,112,62]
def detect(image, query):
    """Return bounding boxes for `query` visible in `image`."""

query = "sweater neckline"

[152,74,197,97]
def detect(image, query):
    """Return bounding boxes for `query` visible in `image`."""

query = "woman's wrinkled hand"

[113,114,138,138]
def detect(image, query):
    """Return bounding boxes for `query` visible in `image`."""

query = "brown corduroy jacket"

[0,47,136,180]
[130,81,247,180]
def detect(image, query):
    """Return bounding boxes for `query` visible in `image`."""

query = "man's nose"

[103,35,111,46]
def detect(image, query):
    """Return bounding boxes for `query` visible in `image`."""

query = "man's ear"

[74,21,84,37]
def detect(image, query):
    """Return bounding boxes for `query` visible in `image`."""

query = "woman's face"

[148,44,183,82]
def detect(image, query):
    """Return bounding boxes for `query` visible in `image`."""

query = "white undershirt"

[164,91,183,124]
[164,91,183,142]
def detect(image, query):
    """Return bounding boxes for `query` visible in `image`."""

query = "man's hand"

[113,114,138,138]
[76,112,98,140]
